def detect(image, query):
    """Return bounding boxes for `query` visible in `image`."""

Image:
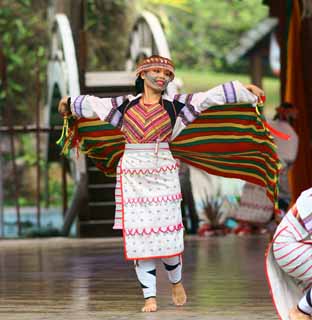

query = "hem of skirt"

[124,251,184,261]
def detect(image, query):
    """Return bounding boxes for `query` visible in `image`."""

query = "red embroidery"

[122,163,179,175]
[124,193,182,204]
[125,223,184,236]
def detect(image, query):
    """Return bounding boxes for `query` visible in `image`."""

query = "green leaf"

[10,81,23,93]
[10,53,24,66]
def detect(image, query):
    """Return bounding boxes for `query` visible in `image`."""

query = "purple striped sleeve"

[73,95,86,117]
[222,81,237,103]
[303,214,312,233]
[180,105,200,126]
[111,97,118,109]
[186,94,193,105]
[106,109,122,128]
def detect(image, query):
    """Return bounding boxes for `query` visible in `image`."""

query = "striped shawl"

[57,103,281,208]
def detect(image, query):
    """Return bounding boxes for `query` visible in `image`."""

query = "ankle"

[145,296,156,301]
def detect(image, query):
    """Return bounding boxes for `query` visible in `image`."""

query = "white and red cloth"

[114,143,184,260]
[266,187,312,319]
[232,182,273,224]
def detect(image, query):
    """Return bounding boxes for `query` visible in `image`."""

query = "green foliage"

[86,0,136,70]
[141,0,268,71]
[0,0,48,124]
[3,137,74,207]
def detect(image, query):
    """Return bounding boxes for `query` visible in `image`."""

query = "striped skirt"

[266,209,312,319]
[113,143,184,260]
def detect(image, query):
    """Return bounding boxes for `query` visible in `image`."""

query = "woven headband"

[135,55,175,79]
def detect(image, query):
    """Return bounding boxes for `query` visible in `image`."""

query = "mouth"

[156,80,165,86]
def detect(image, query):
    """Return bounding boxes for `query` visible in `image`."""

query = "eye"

[152,68,161,73]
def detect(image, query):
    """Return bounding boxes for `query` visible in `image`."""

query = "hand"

[58,96,71,116]
[244,84,265,103]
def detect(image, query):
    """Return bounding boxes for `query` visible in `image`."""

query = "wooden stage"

[0,235,278,319]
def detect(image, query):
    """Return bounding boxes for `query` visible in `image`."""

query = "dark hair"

[135,76,144,95]
[273,102,297,125]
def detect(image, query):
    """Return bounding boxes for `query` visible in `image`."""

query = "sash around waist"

[124,142,170,152]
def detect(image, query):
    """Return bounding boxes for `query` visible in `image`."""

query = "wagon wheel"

[46,13,86,178]
[48,14,80,100]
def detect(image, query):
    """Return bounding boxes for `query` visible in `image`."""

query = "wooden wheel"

[46,13,85,176]
[48,14,80,100]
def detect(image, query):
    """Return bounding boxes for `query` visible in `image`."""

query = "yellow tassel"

[56,116,71,155]
[56,117,69,144]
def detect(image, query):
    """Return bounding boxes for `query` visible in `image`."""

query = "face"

[141,68,172,93]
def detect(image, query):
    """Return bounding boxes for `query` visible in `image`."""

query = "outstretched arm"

[189,80,263,112]
[58,94,129,128]
[171,80,264,139]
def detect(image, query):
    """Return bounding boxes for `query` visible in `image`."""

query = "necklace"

[141,96,160,106]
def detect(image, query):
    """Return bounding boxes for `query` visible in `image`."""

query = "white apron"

[115,143,184,260]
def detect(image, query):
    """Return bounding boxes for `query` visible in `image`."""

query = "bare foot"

[172,282,187,306]
[141,297,157,312]
[289,307,311,320]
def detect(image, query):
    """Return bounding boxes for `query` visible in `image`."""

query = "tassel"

[56,116,69,146]
[56,116,80,157]
[263,121,290,140]
[255,104,290,140]
[56,116,73,156]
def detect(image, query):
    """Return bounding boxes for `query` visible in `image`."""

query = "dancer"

[58,55,273,312]
[268,102,298,214]
[230,103,298,235]
[266,187,312,320]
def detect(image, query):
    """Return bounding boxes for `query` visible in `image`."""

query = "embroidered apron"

[116,143,184,260]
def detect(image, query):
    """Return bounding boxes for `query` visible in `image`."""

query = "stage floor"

[0,235,278,319]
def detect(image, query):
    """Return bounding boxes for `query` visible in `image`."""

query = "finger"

[256,90,264,97]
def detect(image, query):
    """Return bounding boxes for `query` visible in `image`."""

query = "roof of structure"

[226,17,278,64]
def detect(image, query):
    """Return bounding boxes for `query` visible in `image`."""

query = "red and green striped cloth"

[57,103,281,208]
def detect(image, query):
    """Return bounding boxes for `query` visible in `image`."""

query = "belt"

[125,142,170,154]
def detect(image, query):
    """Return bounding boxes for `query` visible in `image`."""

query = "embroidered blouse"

[122,102,172,143]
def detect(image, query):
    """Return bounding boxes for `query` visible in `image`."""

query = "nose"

[158,70,168,79]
